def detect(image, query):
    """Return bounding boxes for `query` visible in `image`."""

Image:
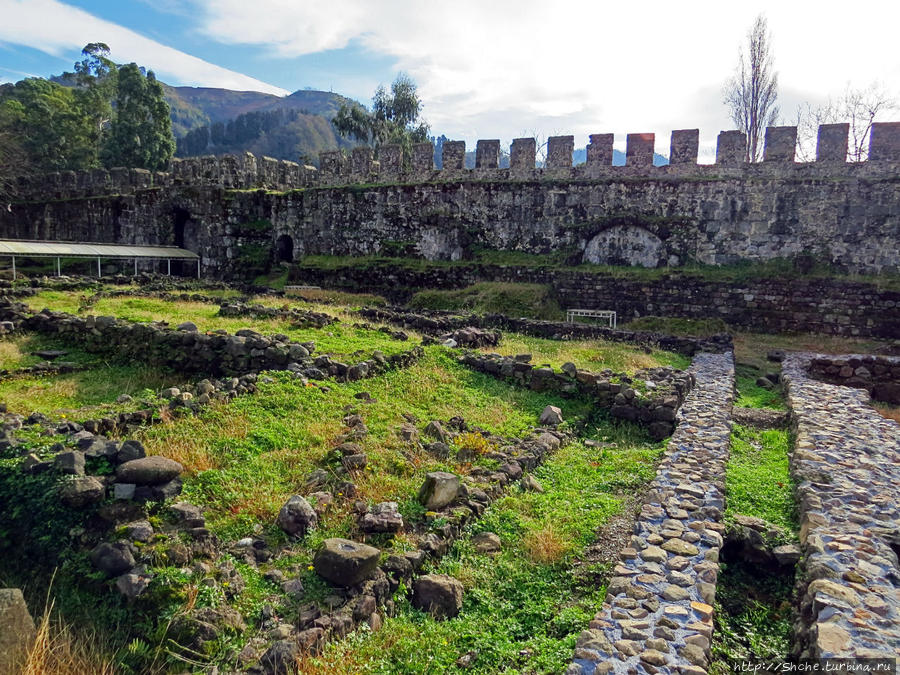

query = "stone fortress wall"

[3,122,900,277]
[12,122,900,200]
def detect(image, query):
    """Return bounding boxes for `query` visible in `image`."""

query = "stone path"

[782,353,900,658]
[568,351,734,675]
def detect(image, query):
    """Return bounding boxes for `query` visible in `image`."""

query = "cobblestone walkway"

[783,353,900,658]
[568,352,734,675]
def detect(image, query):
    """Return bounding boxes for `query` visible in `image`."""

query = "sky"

[1,0,899,160]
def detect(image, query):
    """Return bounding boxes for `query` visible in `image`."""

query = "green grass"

[0,334,176,416]
[300,417,664,674]
[482,332,691,374]
[0,366,174,416]
[734,364,785,410]
[136,349,593,543]
[408,282,563,321]
[725,425,797,536]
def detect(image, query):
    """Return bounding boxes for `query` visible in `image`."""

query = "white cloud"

[193,0,900,149]
[0,0,289,95]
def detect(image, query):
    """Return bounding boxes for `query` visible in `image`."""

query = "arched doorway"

[275,234,294,263]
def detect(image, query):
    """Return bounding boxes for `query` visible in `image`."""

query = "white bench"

[565,309,617,328]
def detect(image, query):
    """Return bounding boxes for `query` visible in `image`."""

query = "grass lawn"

[480,332,691,374]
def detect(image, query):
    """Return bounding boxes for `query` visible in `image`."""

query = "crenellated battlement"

[11,122,900,203]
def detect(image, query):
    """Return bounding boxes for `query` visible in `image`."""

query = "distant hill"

[164,85,355,137]
[165,86,359,163]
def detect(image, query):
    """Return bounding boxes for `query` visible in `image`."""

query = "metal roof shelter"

[0,239,200,278]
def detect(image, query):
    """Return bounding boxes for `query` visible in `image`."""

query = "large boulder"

[411,574,464,618]
[418,471,460,510]
[90,542,135,576]
[313,538,381,587]
[259,639,299,675]
[539,405,563,426]
[0,589,36,673]
[116,456,182,485]
[60,476,105,507]
[276,495,318,536]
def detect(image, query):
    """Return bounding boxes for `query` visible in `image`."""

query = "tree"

[73,43,117,138]
[102,64,175,170]
[333,73,430,161]
[795,82,898,162]
[0,78,97,171]
[724,14,779,162]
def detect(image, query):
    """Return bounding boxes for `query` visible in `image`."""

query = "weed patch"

[726,425,797,535]
[300,420,663,674]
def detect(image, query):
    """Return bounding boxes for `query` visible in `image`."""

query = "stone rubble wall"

[568,351,735,675]
[0,301,421,378]
[459,352,693,440]
[782,353,900,658]
[314,265,900,339]
[356,306,732,355]
[806,355,900,404]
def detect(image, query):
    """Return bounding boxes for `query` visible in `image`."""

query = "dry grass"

[522,524,569,564]
[732,332,891,370]
[874,403,900,424]
[0,339,28,370]
[137,404,252,474]
[19,600,116,675]
[480,333,688,374]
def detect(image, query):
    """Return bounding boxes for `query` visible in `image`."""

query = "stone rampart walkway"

[783,353,900,658]
[568,351,734,674]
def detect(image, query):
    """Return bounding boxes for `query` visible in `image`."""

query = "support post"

[167,259,171,276]
[134,258,137,276]
[97,257,101,277]
[196,258,200,278]
[11,256,15,280]
[57,257,61,276]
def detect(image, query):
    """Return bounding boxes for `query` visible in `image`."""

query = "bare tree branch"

[724,14,779,162]
[795,82,898,162]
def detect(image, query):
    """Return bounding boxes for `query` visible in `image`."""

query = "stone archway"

[583,225,665,267]
[275,234,294,263]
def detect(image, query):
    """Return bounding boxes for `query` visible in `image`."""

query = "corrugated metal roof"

[0,240,199,259]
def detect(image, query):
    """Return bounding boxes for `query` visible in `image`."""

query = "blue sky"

[2,0,899,159]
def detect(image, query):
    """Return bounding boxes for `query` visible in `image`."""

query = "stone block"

[412,142,434,172]
[379,144,402,175]
[815,124,849,162]
[318,151,344,178]
[626,133,655,166]
[350,147,373,178]
[869,121,900,161]
[716,130,746,165]
[670,129,699,164]
[546,135,574,169]
[442,141,466,171]
[587,133,614,165]
[510,137,536,170]
[475,139,500,169]
[763,126,797,162]
[0,589,35,672]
